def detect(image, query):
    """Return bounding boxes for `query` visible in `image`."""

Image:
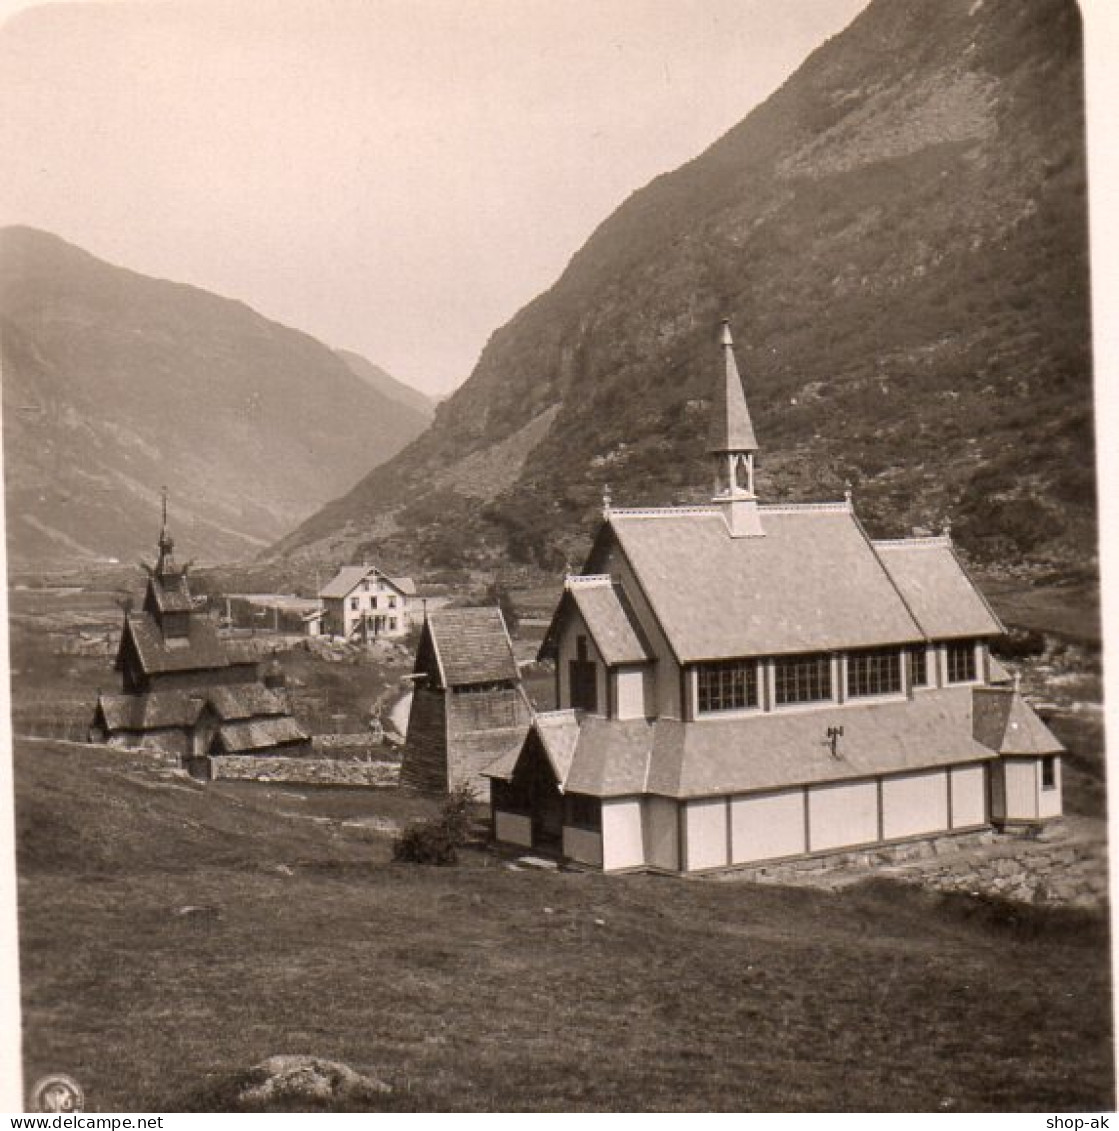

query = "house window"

[847,648,902,698]
[774,653,831,705]
[697,660,758,713]
[566,794,602,832]
[907,646,929,688]
[362,581,370,591]
[389,618,397,631]
[388,596,397,608]
[1042,756,1057,790]
[350,597,359,610]
[946,640,977,683]
[370,596,378,609]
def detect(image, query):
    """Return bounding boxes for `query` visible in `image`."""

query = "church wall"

[1039,758,1062,819]
[730,789,806,864]
[950,765,987,828]
[495,811,533,848]
[614,665,649,719]
[556,608,608,716]
[642,796,679,871]
[683,798,728,871]
[881,769,949,840]
[1002,759,1039,822]
[601,798,644,871]
[807,780,878,851]
[562,826,603,867]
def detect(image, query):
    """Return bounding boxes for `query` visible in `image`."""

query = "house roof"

[708,322,758,454]
[541,577,651,666]
[212,715,309,754]
[120,611,230,675]
[96,690,205,732]
[426,606,519,687]
[319,565,416,599]
[873,538,1003,639]
[972,687,1064,756]
[603,505,925,661]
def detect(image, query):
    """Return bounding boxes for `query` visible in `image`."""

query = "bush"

[392,784,477,866]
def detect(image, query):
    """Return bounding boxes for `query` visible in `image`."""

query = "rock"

[235,1056,391,1109]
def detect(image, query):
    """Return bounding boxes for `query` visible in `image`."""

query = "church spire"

[155,486,178,577]
[708,319,764,537]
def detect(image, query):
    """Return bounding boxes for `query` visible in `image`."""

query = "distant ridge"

[272,0,1093,583]
[0,227,431,568]
[335,349,434,421]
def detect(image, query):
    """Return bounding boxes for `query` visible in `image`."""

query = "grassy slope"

[15,741,1113,1112]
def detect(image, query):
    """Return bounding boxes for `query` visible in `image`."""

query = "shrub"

[392,784,477,866]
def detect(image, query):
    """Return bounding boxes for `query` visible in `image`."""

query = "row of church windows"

[696,641,977,714]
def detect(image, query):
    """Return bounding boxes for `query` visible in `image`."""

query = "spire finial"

[844,479,853,507]
[721,318,734,347]
[602,483,612,519]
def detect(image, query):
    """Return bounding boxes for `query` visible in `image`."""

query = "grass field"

[15,740,1114,1113]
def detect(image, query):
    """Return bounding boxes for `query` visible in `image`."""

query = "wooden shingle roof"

[972,686,1064,756]
[426,606,519,687]
[96,690,204,732]
[540,577,651,666]
[708,321,758,454]
[211,716,309,754]
[873,538,1004,640]
[119,611,230,675]
[602,505,925,662]
[205,684,288,721]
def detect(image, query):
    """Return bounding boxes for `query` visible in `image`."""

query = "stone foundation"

[211,756,400,787]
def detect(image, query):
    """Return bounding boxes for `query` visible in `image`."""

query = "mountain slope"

[272,0,1092,579]
[0,228,431,568]
[335,349,434,421]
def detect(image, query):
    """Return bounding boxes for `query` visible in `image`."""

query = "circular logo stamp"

[29,1074,85,1113]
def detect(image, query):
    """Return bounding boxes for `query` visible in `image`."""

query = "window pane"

[775,654,832,705]
[697,660,757,713]
[847,648,902,697]
[947,641,977,683]
[908,647,928,688]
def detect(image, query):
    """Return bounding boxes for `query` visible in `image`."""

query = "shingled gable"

[539,576,652,666]
[596,503,927,662]
[973,686,1064,756]
[118,611,232,676]
[873,537,1004,640]
[424,606,520,687]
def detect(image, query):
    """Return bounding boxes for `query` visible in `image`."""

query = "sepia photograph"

[0,0,1113,1114]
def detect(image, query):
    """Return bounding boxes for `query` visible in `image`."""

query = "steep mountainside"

[335,349,434,421]
[272,0,1092,579]
[1,228,431,568]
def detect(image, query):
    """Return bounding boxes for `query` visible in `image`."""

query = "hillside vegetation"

[273,0,1093,581]
[0,228,431,568]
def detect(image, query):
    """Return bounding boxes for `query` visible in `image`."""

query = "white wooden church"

[486,322,1063,873]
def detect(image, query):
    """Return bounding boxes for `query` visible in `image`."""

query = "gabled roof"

[532,710,582,784]
[972,686,1064,756]
[601,505,924,661]
[540,576,652,666]
[119,611,230,675]
[211,715,309,754]
[708,322,758,454]
[873,537,1003,639]
[96,690,205,732]
[425,606,519,687]
[319,565,416,599]
[147,570,195,615]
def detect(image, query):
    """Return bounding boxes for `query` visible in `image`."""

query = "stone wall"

[211,756,400,787]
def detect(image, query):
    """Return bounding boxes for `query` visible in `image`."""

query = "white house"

[319,564,416,641]
[486,321,1063,873]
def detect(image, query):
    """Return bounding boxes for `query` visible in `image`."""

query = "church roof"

[601,504,926,661]
[205,684,289,721]
[120,611,230,675]
[501,686,1009,800]
[211,715,310,754]
[425,606,520,687]
[320,565,416,599]
[707,321,758,454]
[540,577,651,666]
[972,686,1064,756]
[147,571,195,615]
[96,690,205,732]
[873,537,1003,639]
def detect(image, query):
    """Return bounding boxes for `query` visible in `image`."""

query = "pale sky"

[0,0,874,394]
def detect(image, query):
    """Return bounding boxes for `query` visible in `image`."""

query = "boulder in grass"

[235,1056,391,1109]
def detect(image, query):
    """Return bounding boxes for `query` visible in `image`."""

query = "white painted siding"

[601,799,645,871]
[1039,758,1062,820]
[950,765,987,828]
[731,789,806,864]
[881,770,949,840]
[495,811,532,848]
[643,796,679,871]
[684,798,728,871]
[1003,760,1039,821]
[808,781,878,851]
[563,827,603,867]
[614,665,648,719]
